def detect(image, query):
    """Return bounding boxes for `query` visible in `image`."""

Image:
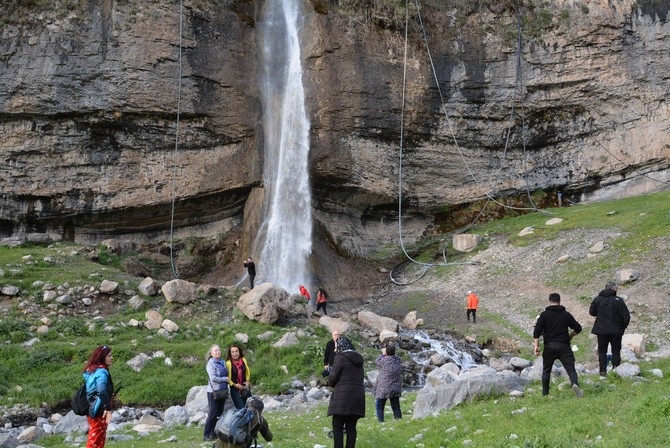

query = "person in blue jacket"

[83,345,114,448]
[204,344,229,441]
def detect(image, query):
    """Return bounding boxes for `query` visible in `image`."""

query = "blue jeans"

[375,397,401,422]
[230,387,248,409]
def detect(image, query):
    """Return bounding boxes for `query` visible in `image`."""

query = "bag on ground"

[215,407,257,444]
[71,383,90,416]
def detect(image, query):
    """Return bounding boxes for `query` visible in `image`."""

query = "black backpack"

[71,383,90,416]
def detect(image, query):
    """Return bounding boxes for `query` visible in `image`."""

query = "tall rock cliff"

[1,0,668,291]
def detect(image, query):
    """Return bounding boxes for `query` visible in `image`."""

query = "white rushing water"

[407,330,477,374]
[256,0,312,292]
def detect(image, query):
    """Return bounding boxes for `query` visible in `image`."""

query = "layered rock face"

[1,1,668,288]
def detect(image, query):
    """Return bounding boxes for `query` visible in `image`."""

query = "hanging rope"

[392,1,550,285]
[168,0,184,279]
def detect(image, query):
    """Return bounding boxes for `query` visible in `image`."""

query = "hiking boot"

[572,384,583,398]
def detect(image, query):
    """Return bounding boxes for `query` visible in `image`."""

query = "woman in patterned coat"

[373,344,403,422]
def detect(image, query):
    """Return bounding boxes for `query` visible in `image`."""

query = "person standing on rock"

[466,290,479,323]
[83,345,115,448]
[299,285,311,303]
[243,257,256,289]
[373,344,403,422]
[589,281,630,377]
[328,336,365,448]
[533,293,583,398]
[316,288,329,316]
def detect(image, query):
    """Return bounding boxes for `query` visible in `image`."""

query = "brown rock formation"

[1,1,668,294]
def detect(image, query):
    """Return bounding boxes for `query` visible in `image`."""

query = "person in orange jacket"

[466,291,479,323]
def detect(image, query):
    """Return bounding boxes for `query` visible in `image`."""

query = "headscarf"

[335,336,355,353]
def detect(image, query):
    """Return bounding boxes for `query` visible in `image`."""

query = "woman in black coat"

[327,336,365,448]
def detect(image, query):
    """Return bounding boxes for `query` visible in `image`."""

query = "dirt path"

[366,229,670,359]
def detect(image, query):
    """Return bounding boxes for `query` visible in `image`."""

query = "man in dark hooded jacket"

[533,293,583,397]
[590,281,630,376]
[328,336,365,448]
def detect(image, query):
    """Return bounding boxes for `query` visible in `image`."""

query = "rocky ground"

[355,227,670,368]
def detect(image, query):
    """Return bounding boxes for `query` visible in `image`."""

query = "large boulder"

[413,365,529,419]
[319,316,352,334]
[237,283,293,324]
[161,279,197,304]
[357,310,398,333]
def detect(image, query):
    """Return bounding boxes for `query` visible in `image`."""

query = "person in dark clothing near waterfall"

[533,293,583,398]
[328,336,365,448]
[243,257,256,289]
[590,281,630,377]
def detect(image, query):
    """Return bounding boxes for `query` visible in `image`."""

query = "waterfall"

[256,0,312,292]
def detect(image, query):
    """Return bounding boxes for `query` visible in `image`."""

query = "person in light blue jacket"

[204,344,229,441]
[83,345,114,447]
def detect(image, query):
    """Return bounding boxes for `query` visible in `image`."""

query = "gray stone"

[273,332,299,348]
[138,278,159,297]
[237,283,293,324]
[161,279,197,304]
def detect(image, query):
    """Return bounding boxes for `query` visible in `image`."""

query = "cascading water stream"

[402,329,478,386]
[256,0,312,292]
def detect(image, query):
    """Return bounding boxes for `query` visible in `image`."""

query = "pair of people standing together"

[325,331,403,448]
[533,281,630,397]
[203,344,252,442]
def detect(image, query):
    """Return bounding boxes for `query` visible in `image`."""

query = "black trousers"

[332,415,359,448]
[316,302,327,315]
[204,392,226,440]
[596,333,623,373]
[541,341,579,395]
[467,309,477,322]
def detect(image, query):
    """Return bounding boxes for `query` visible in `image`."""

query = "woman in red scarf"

[225,345,251,409]
[82,345,114,448]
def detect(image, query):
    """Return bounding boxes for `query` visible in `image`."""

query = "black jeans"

[204,392,225,439]
[316,302,327,315]
[332,415,359,448]
[248,275,255,289]
[596,334,623,373]
[541,341,579,395]
[467,309,477,322]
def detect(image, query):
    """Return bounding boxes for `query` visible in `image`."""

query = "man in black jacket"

[533,293,583,397]
[590,281,631,377]
[323,330,340,376]
[243,257,256,289]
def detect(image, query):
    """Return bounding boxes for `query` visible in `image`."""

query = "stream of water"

[256,0,312,292]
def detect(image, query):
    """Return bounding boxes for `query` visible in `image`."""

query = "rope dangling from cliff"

[392,0,482,286]
[168,0,185,279]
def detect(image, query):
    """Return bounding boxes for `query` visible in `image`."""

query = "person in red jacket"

[298,285,311,303]
[466,291,479,323]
